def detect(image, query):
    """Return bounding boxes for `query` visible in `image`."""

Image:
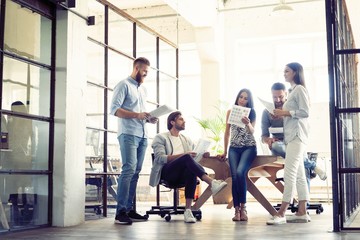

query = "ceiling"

[105,0,360,47]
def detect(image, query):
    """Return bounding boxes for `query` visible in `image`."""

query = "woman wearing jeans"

[267,62,310,225]
[219,88,257,221]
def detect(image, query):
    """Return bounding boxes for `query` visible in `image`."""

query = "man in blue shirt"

[110,57,157,225]
[261,82,327,191]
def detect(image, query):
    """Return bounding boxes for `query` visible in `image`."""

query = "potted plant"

[195,101,228,155]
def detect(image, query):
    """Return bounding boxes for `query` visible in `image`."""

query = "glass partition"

[136,26,157,67]
[85,0,178,218]
[0,117,49,171]
[0,174,49,230]
[4,0,52,65]
[87,41,105,86]
[159,40,177,76]
[107,50,132,89]
[2,57,51,117]
[86,84,105,129]
[108,8,133,57]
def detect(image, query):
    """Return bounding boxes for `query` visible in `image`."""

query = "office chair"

[146,154,202,222]
[273,152,324,214]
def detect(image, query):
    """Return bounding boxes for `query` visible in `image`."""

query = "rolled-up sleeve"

[110,82,127,116]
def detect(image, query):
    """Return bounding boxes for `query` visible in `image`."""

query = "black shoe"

[114,212,132,225]
[127,210,149,222]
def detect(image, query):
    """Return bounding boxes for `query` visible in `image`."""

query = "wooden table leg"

[192,186,212,210]
[246,178,278,216]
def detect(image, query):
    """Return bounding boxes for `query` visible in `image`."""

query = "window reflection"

[2,57,51,117]
[4,0,52,65]
[0,174,48,228]
[0,114,49,171]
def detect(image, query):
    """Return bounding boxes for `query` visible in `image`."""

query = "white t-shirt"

[169,135,184,155]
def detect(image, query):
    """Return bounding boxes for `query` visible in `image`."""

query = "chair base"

[273,203,324,214]
[146,206,202,222]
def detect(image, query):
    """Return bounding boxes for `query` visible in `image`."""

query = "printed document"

[258,97,275,114]
[149,104,174,118]
[269,127,284,134]
[193,138,211,162]
[227,105,251,128]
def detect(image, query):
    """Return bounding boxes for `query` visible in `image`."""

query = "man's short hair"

[271,82,286,91]
[134,57,150,67]
[167,111,182,130]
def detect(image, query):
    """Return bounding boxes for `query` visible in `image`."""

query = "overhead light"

[271,0,294,16]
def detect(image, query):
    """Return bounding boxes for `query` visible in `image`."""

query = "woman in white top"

[267,62,311,225]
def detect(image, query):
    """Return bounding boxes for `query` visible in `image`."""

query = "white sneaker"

[266,215,286,225]
[184,209,196,223]
[211,180,227,196]
[286,214,309,223]
[314,166,327,180]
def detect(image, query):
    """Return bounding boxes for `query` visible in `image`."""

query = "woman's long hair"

[286,62,306,88]
[234,88,254,108]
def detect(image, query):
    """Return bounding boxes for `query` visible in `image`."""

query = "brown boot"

[240,206,248,221]
[232,208,241,221]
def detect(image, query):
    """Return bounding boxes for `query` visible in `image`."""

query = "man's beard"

[135,72,144,84]
[175,124,185,131]
[275,102,284,109]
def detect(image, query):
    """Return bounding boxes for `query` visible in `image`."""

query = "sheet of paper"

[258,97,275,114]
[227,105,251,128]
[269,127,284,134]
[193,138,211,162]
[149,104,174,118]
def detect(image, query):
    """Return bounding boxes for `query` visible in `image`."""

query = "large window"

[85,0,178,217]
[0,0,55,232]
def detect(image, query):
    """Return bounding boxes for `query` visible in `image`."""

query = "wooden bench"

[193,155,284,216]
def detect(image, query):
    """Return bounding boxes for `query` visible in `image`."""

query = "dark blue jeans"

[228,145,257,207]
[161,154,207,199]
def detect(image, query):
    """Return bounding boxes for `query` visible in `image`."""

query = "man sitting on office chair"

[261,82,327,190]
[150,111,227,223]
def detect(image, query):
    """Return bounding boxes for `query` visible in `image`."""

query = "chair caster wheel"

[165,215,171,222]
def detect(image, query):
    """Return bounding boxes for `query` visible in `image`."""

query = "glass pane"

[0,116,49,170]
[87,0,104,43]
[2,57,51,117]
[108,8,133,57]
[341,172,360,228]
[136,26,157,68]
[336,53,360,108]
[86,84,104,129]
[336,0,360,50]
[4,0,52,65]
[1,113,8,150]
[108,132,121,174]
[85,129,103,160]
[87,41,104,86]
[339,112,360,169]
[0,174,48,229]
[107,90,117,132]
[159,40,177,77]
[108,50,133,89]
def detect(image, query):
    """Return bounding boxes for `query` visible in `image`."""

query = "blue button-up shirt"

[283,84,310,144]
[110,76,148,138]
